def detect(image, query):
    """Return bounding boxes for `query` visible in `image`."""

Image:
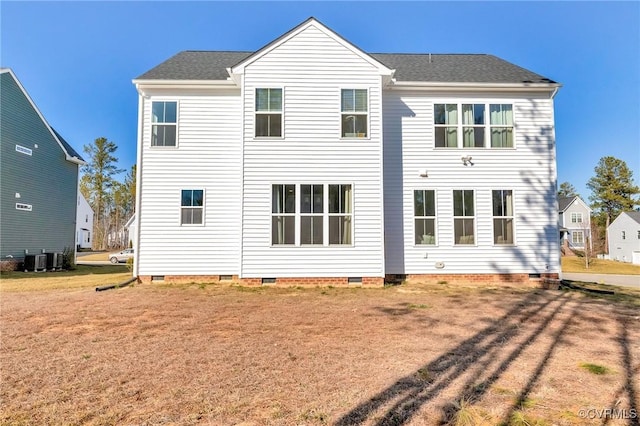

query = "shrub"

[62,247,76,270]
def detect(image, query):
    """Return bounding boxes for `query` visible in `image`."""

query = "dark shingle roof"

[623,211,640,224]
[136,51,556,84]
[52,128,84,162]
[558,196,576,212]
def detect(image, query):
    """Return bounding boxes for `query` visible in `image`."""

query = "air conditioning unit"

[46,252,64,271]
[24,254,47,272]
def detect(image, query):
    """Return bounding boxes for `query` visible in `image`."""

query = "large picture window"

[271,184,352,246]
[152,101,177,147]
[341,89,368,138]
[256,88,282,137]
[414,190,436,245]
[272,184,295,244]
[572,231,584,245]
[181,189,203,225]
[492,190,514,244]
[453,190,475,244]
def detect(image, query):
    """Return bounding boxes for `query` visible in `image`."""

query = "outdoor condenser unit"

[46,252,64,271]
[24,254,47,272]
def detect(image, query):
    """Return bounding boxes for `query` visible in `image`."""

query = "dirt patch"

[1,281,638,425]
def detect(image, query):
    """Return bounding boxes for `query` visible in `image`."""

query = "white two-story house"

[132,18,561,286]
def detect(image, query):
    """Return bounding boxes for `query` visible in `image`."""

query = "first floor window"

[341,89,368,138]
[272,184,295,244]
[492,190,514,244]
[301,184,324,245]
[271,184,352,246]
[572,231,584,245]
[453,190,475,244]
[152,101,177,147]
[181,190,204,225]
[414,190,436,245]
[256,88,282,137]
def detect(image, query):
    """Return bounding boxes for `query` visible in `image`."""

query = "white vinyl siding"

[383,90,559,275]
[137,90,241,276]
[241,23,384,278]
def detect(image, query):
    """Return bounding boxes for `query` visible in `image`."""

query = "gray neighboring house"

[607,211,640,264]
[0,68,85,265]
[558,196,591,252]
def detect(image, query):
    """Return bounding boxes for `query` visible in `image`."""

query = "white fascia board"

[132,79,238,92]
[388,81,561,96]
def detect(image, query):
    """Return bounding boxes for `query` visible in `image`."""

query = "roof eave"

[389,81,561,93]
[132,79,238,91]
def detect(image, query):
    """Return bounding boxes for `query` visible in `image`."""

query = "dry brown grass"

[77,252,110,262]
[562,256,640,275]
[1,279,639,425]
[0,265,130,292]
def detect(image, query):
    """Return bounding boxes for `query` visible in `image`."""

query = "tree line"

[80,137,135,251]
[558,156,639,254]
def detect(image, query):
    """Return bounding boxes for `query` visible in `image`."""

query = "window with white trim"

[489,104,514,147]
[151,101,177,147]
[301,184,323,245]
[181,190,204,225]
[493,190,514,244]
[329,184,353,245]
[271,184,352,246]
[570,212,583,223]
[572,231,584,245]
[434,103,514,148]
[453,190,475,244]
[255,88,282,137]
[341,89,368,138]
[272,184,295,245]
[414,190,436,245]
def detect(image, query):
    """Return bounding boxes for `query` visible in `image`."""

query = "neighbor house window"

[151,101,177,147]
[462,104,485,148]
[329,184,353,244]
[300,184,324,245]
[272,184,295,244]
[622,231,626,240]
[341,89,368,138]
[255,88,282,137]
[570,212,583,223]
[490,104,514,148]
[493,190,514,244]
[572,231,584,245]
[453,190,475,244]
[181,190,204,225]
[414,190,436,245]
[434,104,458,148]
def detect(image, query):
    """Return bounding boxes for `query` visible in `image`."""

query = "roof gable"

[0,68,85,165]
[614,211,640,226]
[229,17,394,77]
[558,196,591,213]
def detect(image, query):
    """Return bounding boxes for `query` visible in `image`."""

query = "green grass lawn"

[562,256,640,275]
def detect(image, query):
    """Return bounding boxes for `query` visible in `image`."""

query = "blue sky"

[2,1,639,199]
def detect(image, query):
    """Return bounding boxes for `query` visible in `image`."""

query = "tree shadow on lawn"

[337,289,639,425]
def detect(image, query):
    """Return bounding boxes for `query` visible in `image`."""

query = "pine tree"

[557,182,578,198]
[587,156,639,252]
[81,137,123,250]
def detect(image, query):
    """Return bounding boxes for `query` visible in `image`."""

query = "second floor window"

[341,89,368,138]
[151,101,177,147]
[256,88,282,137]
[434,103,514,148]
[570,212,583,223]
